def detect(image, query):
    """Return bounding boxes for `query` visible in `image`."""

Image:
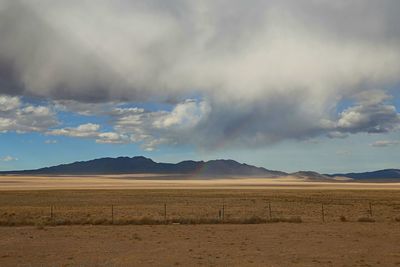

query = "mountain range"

[327,169,400,181]
[1,156,399,181]
[0,156,285,177]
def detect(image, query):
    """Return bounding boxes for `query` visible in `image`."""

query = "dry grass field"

[0,188,400,266]
[1,189,400,225]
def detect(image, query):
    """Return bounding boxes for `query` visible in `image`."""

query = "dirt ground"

[1,189,400,266]
[1,223,400,267]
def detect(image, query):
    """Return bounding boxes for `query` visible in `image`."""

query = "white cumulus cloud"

[0,155,17,162]
[0,95,58,133]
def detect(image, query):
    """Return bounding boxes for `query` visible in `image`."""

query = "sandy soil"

[1,223,400,267]
[1,188,400,266]
[1,174,400,190]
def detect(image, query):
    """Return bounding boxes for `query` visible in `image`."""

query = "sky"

[0,0,399,173]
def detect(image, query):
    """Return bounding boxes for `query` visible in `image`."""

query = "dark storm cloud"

[0,0,400,149]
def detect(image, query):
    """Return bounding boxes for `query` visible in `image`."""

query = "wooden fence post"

[369,202,373,217]
[321,204,325,223]
[268,202,272,219]
[50,205,53,220]
[111,205,114,224]
[222,204,225,221]
[164,203,167,222]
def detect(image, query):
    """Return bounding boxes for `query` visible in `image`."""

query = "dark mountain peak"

[205,159,241,166]
[112,156,154,162]
[130,156,154,161]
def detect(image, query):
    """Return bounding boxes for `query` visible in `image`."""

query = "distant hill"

[328,169,400,180]
[0,156,287,177]
[291,171,334,181]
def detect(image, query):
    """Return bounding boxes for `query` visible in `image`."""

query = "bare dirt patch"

[1,223,399,267]
[0,189,400,266]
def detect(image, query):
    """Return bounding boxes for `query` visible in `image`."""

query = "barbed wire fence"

[1,198,400,226]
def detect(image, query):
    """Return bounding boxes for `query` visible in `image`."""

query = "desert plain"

[0,175,400,266]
